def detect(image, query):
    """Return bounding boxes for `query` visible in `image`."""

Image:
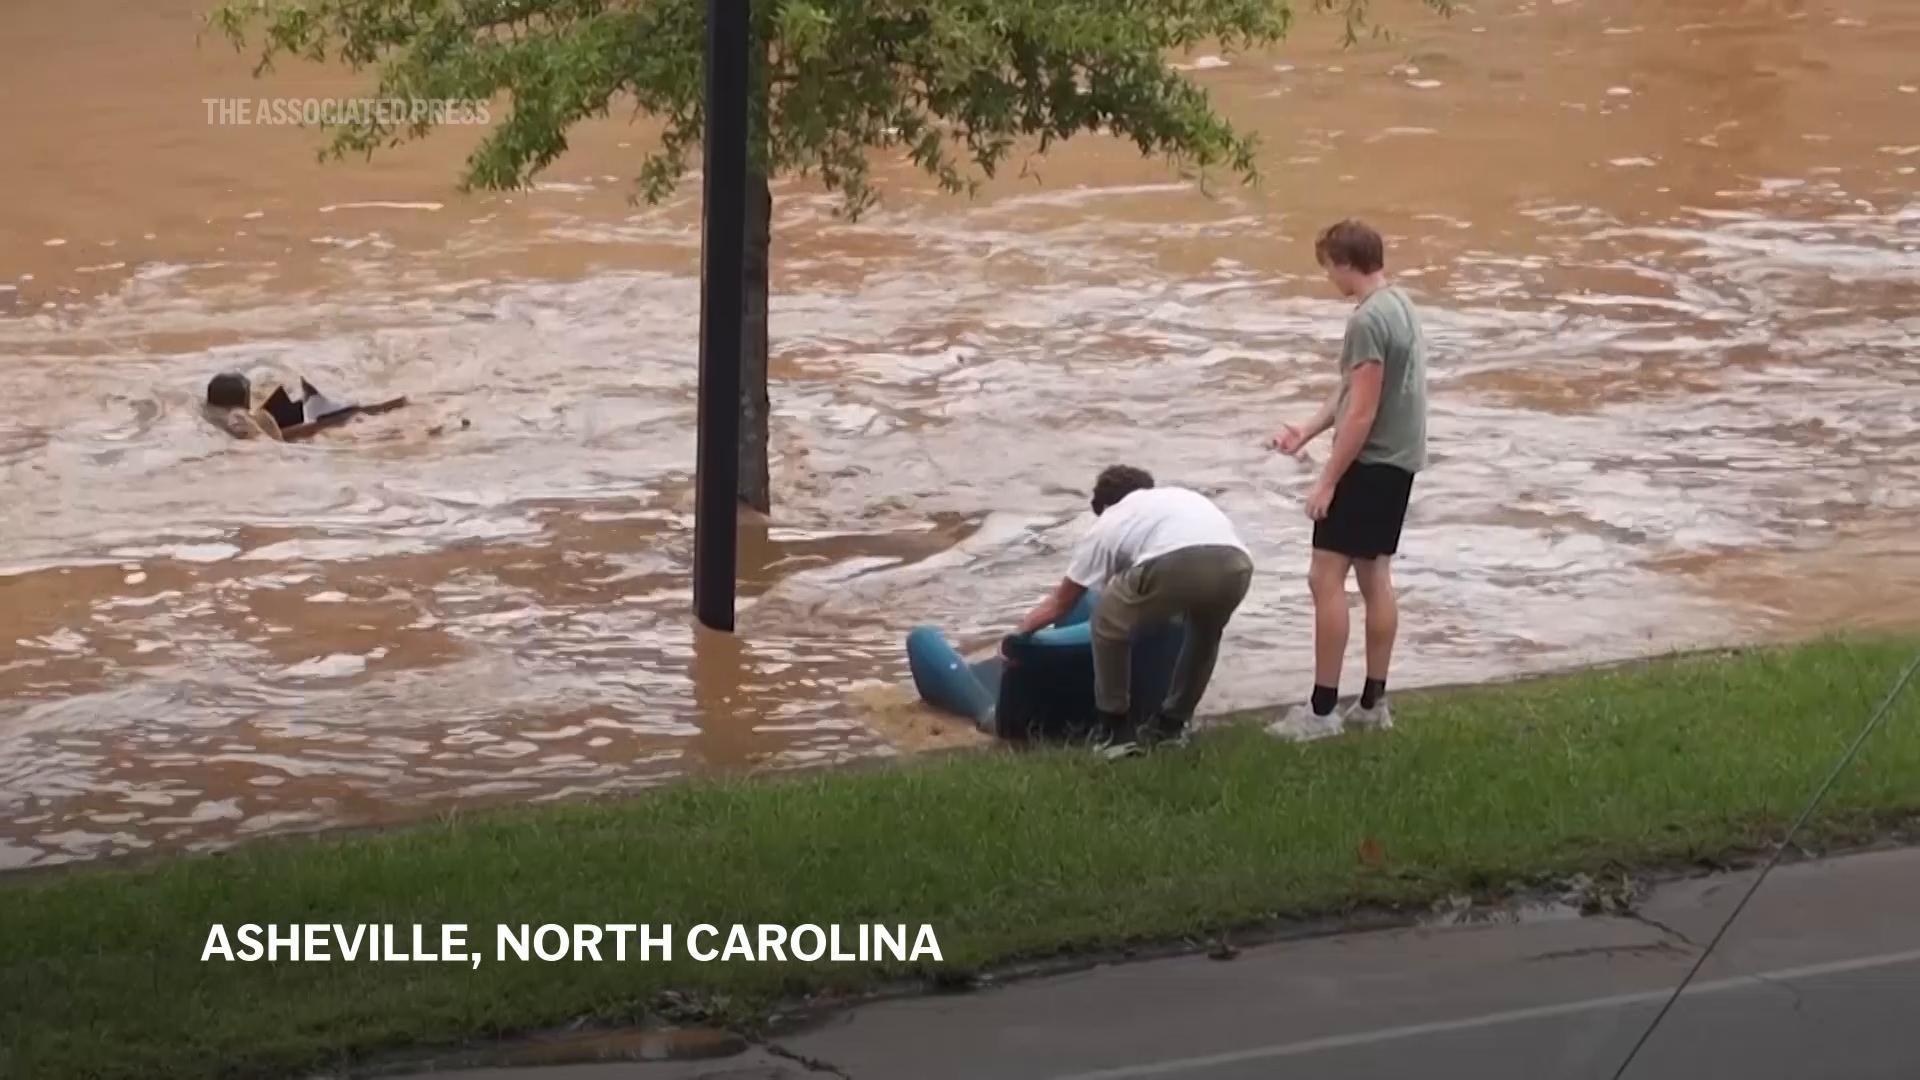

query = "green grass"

[4,635,1919,1079]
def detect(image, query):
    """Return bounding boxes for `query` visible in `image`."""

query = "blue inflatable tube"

[906,626,1000,728]
[907,590,1185,742]
[907,591,1096,729]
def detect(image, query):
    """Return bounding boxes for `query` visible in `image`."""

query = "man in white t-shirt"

[1014,465,1255,750]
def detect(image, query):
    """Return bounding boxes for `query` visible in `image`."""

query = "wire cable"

[1610,647,1920,1079]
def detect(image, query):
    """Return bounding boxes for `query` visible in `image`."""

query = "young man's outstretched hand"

[1268,424,1311,457]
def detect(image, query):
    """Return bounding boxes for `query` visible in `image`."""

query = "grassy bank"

[4,635,1920,1079]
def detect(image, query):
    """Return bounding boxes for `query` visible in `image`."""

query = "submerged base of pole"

[692,0,752,632]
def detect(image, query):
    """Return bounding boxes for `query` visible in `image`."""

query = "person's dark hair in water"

[1091,464,1154,515]
[206,371,252,409]
[1314,219,1386,274]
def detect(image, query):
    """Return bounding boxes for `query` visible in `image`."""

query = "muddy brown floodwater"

[2,0,1918,870]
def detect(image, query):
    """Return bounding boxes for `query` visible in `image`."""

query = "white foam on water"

[280,653,371,679]
[317,201,445,213]
[106,543,240,564]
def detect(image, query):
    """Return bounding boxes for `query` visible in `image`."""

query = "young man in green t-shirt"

[1267,219,1429,740]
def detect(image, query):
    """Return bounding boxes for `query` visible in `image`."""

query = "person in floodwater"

[202,371,287,440]
[1266,219,1429,741]
[1013,465,1255,755]
[202,370,412,442]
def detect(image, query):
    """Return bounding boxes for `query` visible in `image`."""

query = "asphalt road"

[401,846,1920,1080]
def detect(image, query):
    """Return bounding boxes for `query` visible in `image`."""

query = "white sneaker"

[1343,698,1394,732]
[1264,703,1344,742]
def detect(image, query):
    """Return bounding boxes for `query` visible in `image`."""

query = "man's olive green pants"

[1091,545,1254,724]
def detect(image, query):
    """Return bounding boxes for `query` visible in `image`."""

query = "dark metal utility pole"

[693,0,750,632]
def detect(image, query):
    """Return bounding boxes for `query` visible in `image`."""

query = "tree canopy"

[210,0,1441,214]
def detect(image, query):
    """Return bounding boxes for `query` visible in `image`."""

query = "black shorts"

[1312,462,1415,559]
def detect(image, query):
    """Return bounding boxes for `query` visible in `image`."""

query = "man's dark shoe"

[1094,709,1136,742]
[1137,713,1190,750]
[1091,710,1140,759]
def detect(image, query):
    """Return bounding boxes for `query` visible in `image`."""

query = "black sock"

[1310,685,1338,717]
[1361,678,1386,709]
